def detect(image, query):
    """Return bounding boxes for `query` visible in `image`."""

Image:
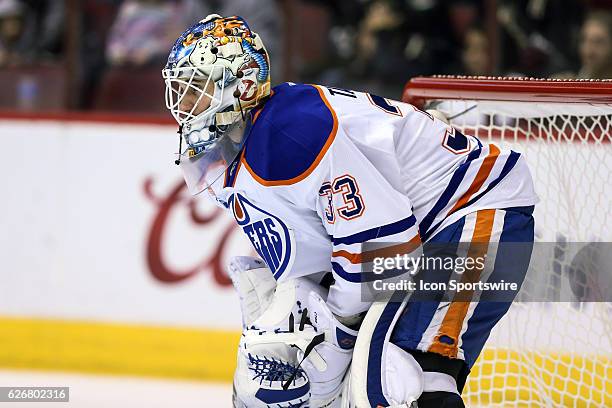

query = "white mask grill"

[163,65,226,130]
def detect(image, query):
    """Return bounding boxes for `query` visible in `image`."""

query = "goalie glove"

[227,256,276,327]
[233,278,356,408]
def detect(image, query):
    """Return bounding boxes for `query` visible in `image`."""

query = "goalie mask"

[162,14,271,199]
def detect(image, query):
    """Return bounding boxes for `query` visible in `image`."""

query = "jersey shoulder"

[242,83,337,185]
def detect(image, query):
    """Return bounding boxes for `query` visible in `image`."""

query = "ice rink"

[0,370,232,407]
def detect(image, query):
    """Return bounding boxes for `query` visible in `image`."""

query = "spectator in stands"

[578,10,612,78]
[461,25,493,76]
[352,0,457,97]
[21,0,65,61]
[0,0,35,67]
[497,0,584,77]
[106,0,183,67]
[0,0,63,67]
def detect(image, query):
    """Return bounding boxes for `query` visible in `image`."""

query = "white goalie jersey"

[218,82,538,318]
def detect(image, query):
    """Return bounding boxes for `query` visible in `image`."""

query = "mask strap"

[174,125,183,165]
[233,88,246,121]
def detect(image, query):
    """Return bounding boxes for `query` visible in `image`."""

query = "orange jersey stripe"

[449,144,500,215]
[241,85,338,187]
[428,209,496,358]
[251,106,264,124]
[332,234,421,264]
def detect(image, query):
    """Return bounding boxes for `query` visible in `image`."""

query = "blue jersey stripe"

[419,147,482,238]
[331,261,411,283]
[331,214,417,246]
[331,261,362,283]
[422,151,521,241]
[463,151,521,208]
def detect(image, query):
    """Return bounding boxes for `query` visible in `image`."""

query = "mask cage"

[163,65,227,129]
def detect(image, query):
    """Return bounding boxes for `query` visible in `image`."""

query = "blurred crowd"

[306,0,612,96]
[0,0,610,112]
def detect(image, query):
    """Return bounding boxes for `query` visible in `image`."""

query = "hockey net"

[403,76,611,408]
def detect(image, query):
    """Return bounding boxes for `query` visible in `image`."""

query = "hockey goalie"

[162,15,538,408]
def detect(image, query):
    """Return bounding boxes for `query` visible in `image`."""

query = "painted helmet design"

[162,14,270,197]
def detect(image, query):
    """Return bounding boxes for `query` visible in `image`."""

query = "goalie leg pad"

[346,297,423,407]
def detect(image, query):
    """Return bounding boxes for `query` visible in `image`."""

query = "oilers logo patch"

[230,193,295,279]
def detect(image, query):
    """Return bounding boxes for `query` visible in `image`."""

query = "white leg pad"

[344,300,424,407]
[422,371,459,394]
[383,343,424,405]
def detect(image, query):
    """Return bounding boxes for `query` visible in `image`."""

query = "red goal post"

[403,75,612,105]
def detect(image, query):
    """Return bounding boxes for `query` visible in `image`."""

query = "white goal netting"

[419,83,611,407]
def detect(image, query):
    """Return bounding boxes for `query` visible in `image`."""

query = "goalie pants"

[365,206,534,405]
